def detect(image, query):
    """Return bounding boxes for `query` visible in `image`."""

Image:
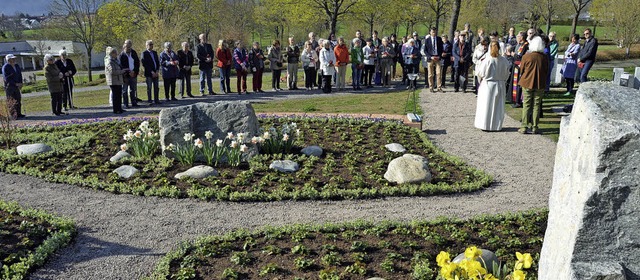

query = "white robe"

[474,56,510,131]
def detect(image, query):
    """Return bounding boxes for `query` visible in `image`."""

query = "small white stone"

[113,165,139,179]
[385,143,406,153]
[269,160,299,173]
[175,165,218,179]
[110,151,132,163]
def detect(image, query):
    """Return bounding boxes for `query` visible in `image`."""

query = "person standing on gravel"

[119,40,141,107]
[517,36,548,134]
[141,40,160,104]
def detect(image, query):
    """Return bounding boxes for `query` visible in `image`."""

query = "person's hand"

[65,72,70,77]
[68,71,73,76]
[129,72,136,77]
[58,73,64,79]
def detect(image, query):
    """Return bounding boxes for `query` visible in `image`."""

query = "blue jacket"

[403,45,420,65]
[160,50,180,79]
[2,63,22,88]
[233,48,248,70]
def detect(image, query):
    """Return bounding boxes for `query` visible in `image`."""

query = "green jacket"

[350,47,364,65]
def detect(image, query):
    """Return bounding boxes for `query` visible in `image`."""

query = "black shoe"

[209,92,215,95]
[132,104,140,107]
[511,104,522,108]
[187,94,195,97]
[71,106,78,109]
[454,88,459,92]
[171,97,178,101]
[64,107,68,111]
[135,98,143,102]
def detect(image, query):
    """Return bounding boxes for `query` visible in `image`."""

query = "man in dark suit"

[577,28,598,83]
[423,27,444,92]
[178,42,195,98]
[453,32,472,92]
[141,40,160,104]
[119,39,140,108]
[196,33,216,95]
[55,50,77,111]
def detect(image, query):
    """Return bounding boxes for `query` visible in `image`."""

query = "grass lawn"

[505,89,574,142]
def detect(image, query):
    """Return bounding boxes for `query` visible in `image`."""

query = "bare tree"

[310,0,359,37]
[50,0,106,82]
[424,0,452,33]
[570,0,593,36]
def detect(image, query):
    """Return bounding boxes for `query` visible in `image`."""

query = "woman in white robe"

[474,41,511,131]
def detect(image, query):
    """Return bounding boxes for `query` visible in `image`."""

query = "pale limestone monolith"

[538,82,640,280]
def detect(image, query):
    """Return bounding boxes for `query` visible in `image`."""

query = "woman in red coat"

[216,40,233,93]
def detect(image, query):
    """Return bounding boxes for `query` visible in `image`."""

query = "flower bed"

[145,210,546,280]
[0,117,492,201]
[0,200,76,279]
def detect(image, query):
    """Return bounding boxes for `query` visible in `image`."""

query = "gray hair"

[164,42,172,50]
[181,42,188,48]
[352,38,360,45]
[124,39,132,46]
[106,46,118,55]
[528,36,545,52]
[146,40,153,47]
[44,54,54,61]
[59,50,67,56]
[323,40,331,48]
[408,38,415,44]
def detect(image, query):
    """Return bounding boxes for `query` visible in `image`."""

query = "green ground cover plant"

[145,210,546,280]
[0,117,491,202]
[0,200,76,280]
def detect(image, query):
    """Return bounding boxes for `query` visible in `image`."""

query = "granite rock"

[385,143,406,153]
[539,82,640,279]
[269,160,299,173]
[301,145,323,157]
[384,154,431,184]
[175,165,218,179]
[113,165,139,179]
[110,151,132,163]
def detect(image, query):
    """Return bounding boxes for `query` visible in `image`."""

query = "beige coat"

[105,57,125,86]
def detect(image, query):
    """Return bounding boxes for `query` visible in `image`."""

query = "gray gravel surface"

[0,87,557,279]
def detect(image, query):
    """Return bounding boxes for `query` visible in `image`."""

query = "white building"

[0,40,104,70]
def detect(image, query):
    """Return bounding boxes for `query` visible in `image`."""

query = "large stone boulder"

[539,82,640,280]
[16,143,52,155]
[452,249,499,274]
[384,154,431,184]
[159,102,259,154]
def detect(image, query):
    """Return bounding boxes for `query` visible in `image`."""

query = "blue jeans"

[145,76,159,102]
[219,66,231,93]
[199,68,214,94]
[122,75,137,106]
[579,59,594,82]
[546,59,554,92]
[351,64,362,88]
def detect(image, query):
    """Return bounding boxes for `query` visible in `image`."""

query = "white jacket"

[363,45,375,65]
[319,47,336,75]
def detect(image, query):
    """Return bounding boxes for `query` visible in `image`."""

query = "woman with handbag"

[268,40,283,91]
[301,41,318,91]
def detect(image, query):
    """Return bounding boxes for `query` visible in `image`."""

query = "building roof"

[0,40,86,58]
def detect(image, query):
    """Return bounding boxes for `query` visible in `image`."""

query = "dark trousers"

[50,91,62,115]
[392,61,398,80]
[400,62,408,84]
[364,65,375,86]
[566,78,575,93]
[179,72,191,97]
[317,70,323,89]
[454,64,468,91]
[322,75,332,93]
[236,69,247,92]
[110,85,122,113]
[61,78,74,108]
[5,86,22,117]
[304,67,315,88]
[579,59,594,82]
[122,75,137,106]
[163,78,176,99]
[272,69,281,89]
[442,63,450,87]
[145,76,160,102]
[252,69,263,91]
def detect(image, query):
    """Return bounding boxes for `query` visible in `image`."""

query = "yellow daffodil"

[515,252,533,269]
[437,251,451,267]
[512,269,526,280]
[440,262,458,279]
[465,246,483,259]
[484,274,498,280]
[459,259,486,279]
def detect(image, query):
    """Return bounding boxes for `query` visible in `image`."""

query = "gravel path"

[0,87,557,279]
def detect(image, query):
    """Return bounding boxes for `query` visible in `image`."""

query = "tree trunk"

[87,48,93,82]
[546,15,551,35]
[449,0,461,40]
[571,13,579,37]
[329,16,337,38]
[435,15,440,34]
[369,20,374,37]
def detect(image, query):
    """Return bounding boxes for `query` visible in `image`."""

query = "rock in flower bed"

[0,200,76,279]
[144,210,546,279]
[0,117,492,202]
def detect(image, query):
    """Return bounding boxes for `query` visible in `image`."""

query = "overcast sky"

[3,0,53,16]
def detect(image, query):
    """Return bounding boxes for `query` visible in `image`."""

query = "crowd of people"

[3,25,598,121]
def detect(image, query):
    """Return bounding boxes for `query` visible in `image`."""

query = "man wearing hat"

[2,54,25,118]
[55,50,77,111]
